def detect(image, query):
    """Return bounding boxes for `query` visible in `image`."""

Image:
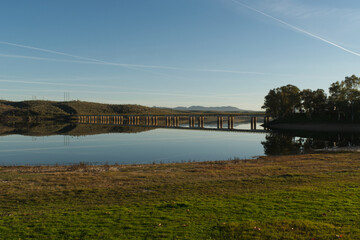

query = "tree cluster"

[262,75,360,121]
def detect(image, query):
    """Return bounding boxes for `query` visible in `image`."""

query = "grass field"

[0,153,360,239]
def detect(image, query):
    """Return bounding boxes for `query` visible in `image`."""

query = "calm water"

[0,122,266,165]
[1,122,360,165]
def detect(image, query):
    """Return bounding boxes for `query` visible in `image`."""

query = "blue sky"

[0,0,359,110]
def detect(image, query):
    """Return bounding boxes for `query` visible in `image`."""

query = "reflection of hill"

[66,124,155,136]
[0,122,155,137]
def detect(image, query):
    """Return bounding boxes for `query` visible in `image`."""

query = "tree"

[262,84,301,118]
[262,89,281,117]
[301,89,314,114]
[329,75,360,121]
[301,89,327,116]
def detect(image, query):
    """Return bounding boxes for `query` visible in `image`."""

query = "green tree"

[262,84,301,118]
[301,89,327,116]
[329,75,360,120]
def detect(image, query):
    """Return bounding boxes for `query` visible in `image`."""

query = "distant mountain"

[172,106,252,112]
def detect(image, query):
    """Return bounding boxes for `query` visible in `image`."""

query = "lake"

[1,121,359,165]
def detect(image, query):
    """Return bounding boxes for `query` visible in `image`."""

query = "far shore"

[269,122,360,132]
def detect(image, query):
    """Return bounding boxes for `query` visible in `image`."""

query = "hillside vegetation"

[0,100,174,121]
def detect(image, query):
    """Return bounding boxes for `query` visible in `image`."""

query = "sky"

[0,0,359,110]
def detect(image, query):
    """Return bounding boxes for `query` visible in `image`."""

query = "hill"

[0,100,175,122]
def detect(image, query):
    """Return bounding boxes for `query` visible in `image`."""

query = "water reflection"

[262,131,360,155]
[0,122,265,165]
[0,121,156,136]
[1,120,360,165]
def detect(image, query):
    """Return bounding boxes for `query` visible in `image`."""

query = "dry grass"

[0,153,360,239]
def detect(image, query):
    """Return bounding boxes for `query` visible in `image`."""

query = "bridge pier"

[217,116,223,129]
[167,116,171,127]
[198,116,204,128]
[228,116,234,129]
[251,117,257,130]
[77,114,269,131]
[189,116,196,128]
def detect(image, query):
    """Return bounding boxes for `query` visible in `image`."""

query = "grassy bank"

[1,153,360,239]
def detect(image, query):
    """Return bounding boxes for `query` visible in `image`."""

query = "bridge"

[76,113,270,131]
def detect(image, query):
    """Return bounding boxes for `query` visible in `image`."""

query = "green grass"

[0,153,360,239]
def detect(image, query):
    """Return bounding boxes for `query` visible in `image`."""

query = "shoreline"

[269,122,360,132]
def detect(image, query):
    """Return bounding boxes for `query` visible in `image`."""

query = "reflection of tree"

[262,132,302,155]
[262,131,360,155]
[302,138,329,150]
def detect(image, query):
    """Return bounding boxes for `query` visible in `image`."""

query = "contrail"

[0,79,253,99]
[0,41,182,70]
[196,68,293,76]
[0,41,109,64]
[0,53,180,70]
[0,41,292,76]
[230,0,360,57]
[0,52,290,77]
[0,77,202,93]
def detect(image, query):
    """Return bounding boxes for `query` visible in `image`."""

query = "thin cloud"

[0,53,179,70]
[265,0,360,21]
[0,41,292,76]
[0,77,204,94]
[197,68,294,77]
[230,0,360,57]
[0,79,257,99]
